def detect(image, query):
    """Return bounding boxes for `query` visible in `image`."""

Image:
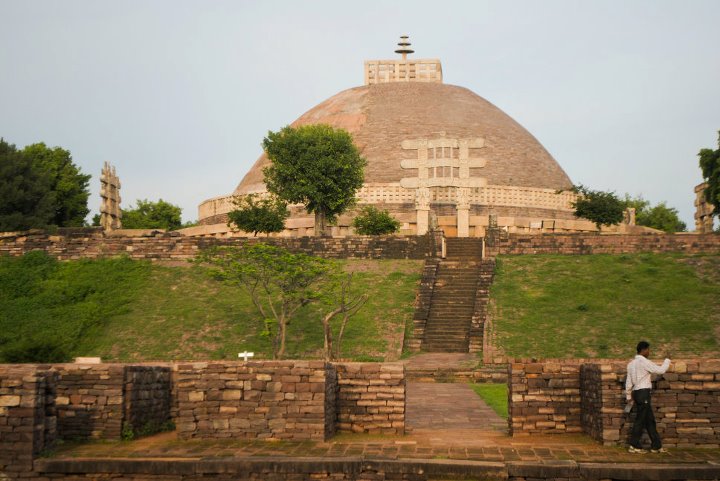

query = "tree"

[698,131,720,216]
[227,194,289,236]
[196,244,332,359]
[571,185,625,231]
[320,273,368,361]
[623,195,686,233]
[352,206,401,235]
[22,143,91,227]
[122,199,183,230]
[0,139,56,231]
[262,124,366,236]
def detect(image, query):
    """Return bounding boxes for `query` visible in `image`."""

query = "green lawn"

[489,254,720,359]
[0,252,421,362]
[470,383,508,419]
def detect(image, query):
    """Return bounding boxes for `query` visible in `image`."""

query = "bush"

[352,206,401,235]
[1,337,70,363]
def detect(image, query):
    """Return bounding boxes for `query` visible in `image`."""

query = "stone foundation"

[0,229,440,261]
[509,359,720,448]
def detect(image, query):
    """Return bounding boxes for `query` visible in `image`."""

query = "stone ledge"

[34,457,720,480]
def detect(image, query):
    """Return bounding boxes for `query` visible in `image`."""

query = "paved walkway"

[406,382,506,433]
[402,353,478,371]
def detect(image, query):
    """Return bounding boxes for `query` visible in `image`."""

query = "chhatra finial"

[394,35,414,61]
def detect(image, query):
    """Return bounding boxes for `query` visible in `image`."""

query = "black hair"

[636,341,650,353]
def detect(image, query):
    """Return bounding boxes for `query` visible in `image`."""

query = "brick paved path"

[406,382,506,432]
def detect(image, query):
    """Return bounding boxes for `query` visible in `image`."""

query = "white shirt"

[625,355,671,400]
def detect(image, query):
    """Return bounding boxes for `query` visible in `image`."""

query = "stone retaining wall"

[487,233,720,256]
[175,361,335,441]
[0,366,55,477]
[510,359,720,448]
[508,361,583,435]
[335,363,405,435]
[49,364,171,441]
[0,229,439,261]
[581,360,720,447]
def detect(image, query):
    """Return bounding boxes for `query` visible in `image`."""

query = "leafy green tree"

[0,139,56,231]
[122,199,183,230]
[22,143,90,227]
[262,124,366,236]
[698,131,720,216]
[227,194,289,236]
[623,195,686,233]
[352,206,401,235]
[571,185,625,231]
[196,244,333,359]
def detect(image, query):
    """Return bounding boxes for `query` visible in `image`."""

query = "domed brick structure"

[198,39,593,237]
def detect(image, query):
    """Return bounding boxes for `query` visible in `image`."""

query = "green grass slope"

[0,252,421,362]
[489,254,720,359]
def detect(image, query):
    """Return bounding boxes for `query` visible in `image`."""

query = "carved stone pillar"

[415,187,431,235]
[456,187,471,237]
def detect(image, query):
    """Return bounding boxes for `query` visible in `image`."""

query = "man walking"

[625,341,671,454]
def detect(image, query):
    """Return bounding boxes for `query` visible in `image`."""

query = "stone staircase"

[421,260,480,352]
[408,237,498,354]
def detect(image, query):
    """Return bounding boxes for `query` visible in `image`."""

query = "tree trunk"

[277,319,287,359]
[315,209,329,237]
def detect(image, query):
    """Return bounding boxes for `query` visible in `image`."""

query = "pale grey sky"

[1,0,718,227]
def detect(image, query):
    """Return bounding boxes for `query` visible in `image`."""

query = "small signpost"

[238,351,255,361]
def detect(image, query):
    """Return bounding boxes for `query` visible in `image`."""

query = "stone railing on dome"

[364,59,442,85]
[198,184,577,225]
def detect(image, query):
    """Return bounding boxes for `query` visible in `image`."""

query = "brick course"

[335,363,405,435]
[0,229,438,261]
[487,233,720,256]
[510,359,720,448]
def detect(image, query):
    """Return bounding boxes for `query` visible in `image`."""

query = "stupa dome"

[197,37,594,237]
[235,82,572,196]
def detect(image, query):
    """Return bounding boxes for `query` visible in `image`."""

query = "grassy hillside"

[0,252,421,362]
[489,253,720,359]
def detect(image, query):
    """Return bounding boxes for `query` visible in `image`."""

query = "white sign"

[238,351,255,361]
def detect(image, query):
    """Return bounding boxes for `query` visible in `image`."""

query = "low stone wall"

[124,366,172,435]
[335,363,405,435]
[0,366,55,477]
[487,233,720,256]
[0,229,439,261]
[581,360,720,448]
[174,361,336,441]
[508,361,583,435]
[49,364,171,441]
[51,364,125,440]
[510,359,720,448]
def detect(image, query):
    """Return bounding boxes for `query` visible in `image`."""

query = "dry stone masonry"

[174,361,336,441]
[509,359,720,448]
[335,363,405,435]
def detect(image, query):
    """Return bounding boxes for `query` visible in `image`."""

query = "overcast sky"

[1,0,718,227]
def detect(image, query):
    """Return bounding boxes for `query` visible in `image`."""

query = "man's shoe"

[651,448,668,453]
[628,446,648,454]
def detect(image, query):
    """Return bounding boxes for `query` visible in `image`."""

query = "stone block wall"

[123,366,172,435]
[508,361,583,435]
[48,364,171,441]
[0,366,55,477]
[486,233,720,256]
[581,360,720,448]
[174,361,336,441]
[0,229,439,261]
[510,359,720,448]
[335,363,405,435]
[51,364,125,440]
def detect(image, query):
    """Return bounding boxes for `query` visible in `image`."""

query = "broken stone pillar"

[457,187,470,237]
[100,162,122,230]
[415,187,430,235]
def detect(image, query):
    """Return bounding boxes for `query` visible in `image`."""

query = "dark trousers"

[630,388,662,449]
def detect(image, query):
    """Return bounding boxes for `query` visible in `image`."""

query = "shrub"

[352,206,401,235]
